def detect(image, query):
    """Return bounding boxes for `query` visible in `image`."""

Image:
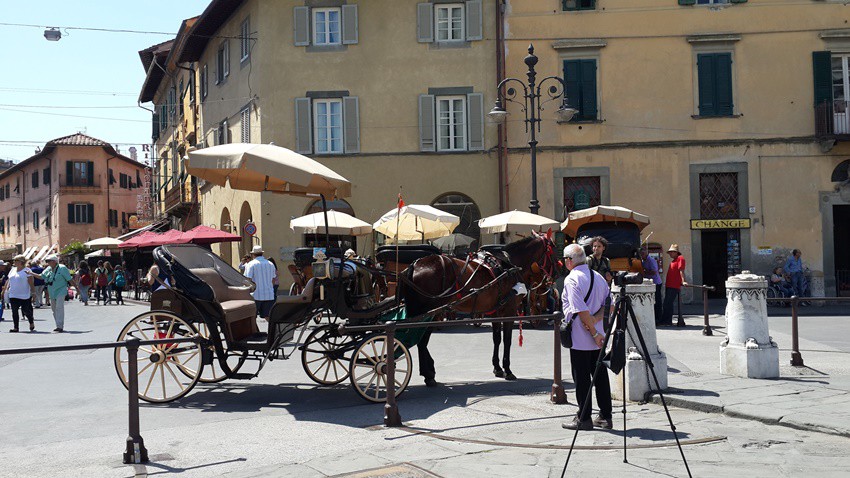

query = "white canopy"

[85,249,112,259]
[32,245,50,262]
[290,210,373,236]
[478,210,560,234]
[84,237,124,249]
[373,204,460,241]
[187,143,351,198]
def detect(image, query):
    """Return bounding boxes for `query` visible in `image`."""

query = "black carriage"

[113,244,431,404]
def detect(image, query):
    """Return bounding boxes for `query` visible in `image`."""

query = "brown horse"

[397,231,558,384]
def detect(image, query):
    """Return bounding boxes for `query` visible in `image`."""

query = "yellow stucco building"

[502,0,850,298]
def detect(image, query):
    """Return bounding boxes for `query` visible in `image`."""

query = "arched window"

[302,198,357,250]
[832,159,850,182]
[431,193,481,243]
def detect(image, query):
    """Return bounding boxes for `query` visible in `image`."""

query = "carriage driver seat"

[189,268,258,342]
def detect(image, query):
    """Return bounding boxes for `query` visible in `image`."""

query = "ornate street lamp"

[489,44,577,215]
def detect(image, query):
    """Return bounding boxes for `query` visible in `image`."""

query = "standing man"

[784,249,807,297]
[243,245,276,319]
[561,243,613,431]
[640,247,663,325]
[587,236,613,284]
[28,255,74,333]
[660,244,687,327]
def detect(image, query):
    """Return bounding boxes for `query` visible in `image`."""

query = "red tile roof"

[46,133,111,147]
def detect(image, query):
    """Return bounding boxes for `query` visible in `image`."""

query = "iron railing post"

[551,312,567,404]
[123,337,148,464]
[790,296,804,366]
[702,287,713,336]
[383,323,402,427]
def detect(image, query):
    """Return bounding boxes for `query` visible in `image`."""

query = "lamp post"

[489,44,577,216]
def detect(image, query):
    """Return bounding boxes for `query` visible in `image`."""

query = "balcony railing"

[815,100,850,138]
[163,182,198,215]
[59,174,101,189]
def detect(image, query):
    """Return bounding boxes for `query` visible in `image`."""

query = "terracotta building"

[0,133,150,260]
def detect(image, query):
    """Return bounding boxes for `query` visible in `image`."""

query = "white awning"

[22,246,37,259]
[32,245,50,262]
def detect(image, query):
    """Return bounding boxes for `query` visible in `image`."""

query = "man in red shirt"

[660,244,687,326]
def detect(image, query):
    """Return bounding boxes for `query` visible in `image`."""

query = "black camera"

[613,271,643,287]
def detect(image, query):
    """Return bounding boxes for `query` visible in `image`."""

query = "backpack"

[80,272,92,287]
[114,272,126,288]
[96,269,108,286]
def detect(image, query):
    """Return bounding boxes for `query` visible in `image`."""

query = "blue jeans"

[790,272,807,297]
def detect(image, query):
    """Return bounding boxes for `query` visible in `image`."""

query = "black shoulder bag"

[559,270,595,349]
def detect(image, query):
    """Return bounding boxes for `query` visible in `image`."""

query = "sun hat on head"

[344,248,356,259]
[251,245,264,255]
[667,244,680,253]
[45,254,59,262]
[13,254,26,262]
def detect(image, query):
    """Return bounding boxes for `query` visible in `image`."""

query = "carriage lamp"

[491,44,574,215]
[43,28,62,41]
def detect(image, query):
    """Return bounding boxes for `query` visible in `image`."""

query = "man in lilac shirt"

[641,247,663,324]
[561,243,613,431]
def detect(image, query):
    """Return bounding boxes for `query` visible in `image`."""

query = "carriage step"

[230,373,258,380]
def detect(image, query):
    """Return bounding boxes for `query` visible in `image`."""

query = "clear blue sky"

[0,0,209,164]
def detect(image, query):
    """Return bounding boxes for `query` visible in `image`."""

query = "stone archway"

[239,201,253,258]
[219,207,233,266]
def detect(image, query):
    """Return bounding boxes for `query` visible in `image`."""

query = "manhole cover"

[332,463,443,478]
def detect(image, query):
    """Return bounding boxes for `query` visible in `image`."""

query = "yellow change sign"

[690,219,751,230]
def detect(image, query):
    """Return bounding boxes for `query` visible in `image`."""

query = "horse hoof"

[505,372,517,381]
[493,368,505,378]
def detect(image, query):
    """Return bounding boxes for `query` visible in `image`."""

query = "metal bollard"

[551,312,567,404]
[790,296,804,367]
[383,323,402,427]
[123,338,148,464]
[702,287,713,336]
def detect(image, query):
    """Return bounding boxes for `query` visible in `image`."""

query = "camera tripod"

[561,286,692,477]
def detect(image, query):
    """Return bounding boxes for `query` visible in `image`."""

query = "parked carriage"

[114,243,431,404]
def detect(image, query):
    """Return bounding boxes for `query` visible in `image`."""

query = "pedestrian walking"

[660,244,687,327]
[93,260,107,304]
[243,245,276,319]
[103,261,115,305]
[28,255,74,333]
[0,261,7,322]
[77,261,92,305]
[640,246,663,324]
[268,257,280,298]
[560,243,613,431]
[5,255,35,333]
[113,265,126,305]
[29,261,45,308]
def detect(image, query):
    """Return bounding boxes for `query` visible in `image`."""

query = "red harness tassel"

[518,312,524,348]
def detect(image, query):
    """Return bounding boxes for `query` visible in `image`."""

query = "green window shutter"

[417,3,434,43]
[579,59,598,120]
[66,161,73,186]
[563,60,581,116]
[87,161,95,186]
[715,53,734,116]
[293,6,310,46]
[813,51,833,107]
[68,204,75,224]
[418,94,436,151]
[678,0,696,4]
[697,54,717,116]
[465,0,483,41]
[341,4,359,45]
[342,96,360,154]
[87,204,94,224]
[294,97,313,154]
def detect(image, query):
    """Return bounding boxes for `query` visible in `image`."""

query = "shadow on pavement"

[138,457,247,476]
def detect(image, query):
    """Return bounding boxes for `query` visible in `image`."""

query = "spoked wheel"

[114,311,204,403]
[349,334,412,403]
[302,324,354,385]
[195,321,247,383]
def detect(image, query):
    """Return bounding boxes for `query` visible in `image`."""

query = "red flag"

[398,193,405,209]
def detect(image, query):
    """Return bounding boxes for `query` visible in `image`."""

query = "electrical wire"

[0,87,136,96]
[0,107,148,123]
[0,22,249,41]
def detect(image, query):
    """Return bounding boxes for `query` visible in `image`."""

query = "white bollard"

[609,279,668,402]
[720,271,779,378]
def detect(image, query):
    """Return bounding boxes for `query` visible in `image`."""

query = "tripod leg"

[622,357,627,463]
[625,300,693,478]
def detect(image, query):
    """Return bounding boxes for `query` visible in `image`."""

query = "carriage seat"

[277,278,315,304]
[189,268,258,341]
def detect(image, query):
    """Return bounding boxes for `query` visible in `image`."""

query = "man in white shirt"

[243,245,277,318]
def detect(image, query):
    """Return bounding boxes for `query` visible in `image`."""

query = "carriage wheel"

[114,311,204,403]
[195,321,247,383]
[302,324,353,385]
[349,334,412,403]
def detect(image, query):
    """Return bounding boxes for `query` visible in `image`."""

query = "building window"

[240,17,251,61]
[436,96,466,151]
[216,41,229,84]
[69,203,93,224]
[0,218,4,235]
[16,213,20,234]
[45,207,50,229]
[4,184,8,198]
[241,107,251,143]
[67,161,93,186]
[109,209,118,227]
[43,167,50,185]
[33,210,39,231]
[218,119,229,145]
[167,87,177,124]
[313,98,343,154]
[0,186,4,201]
[313,8,342,45]
[432,193,481,246]
[563,0,596,10]
[699,172,739,219]
[697,52,734,117]
[120,173,129,189]
[31,171,38,189]
[563,176,601,216]
[188,73,195,104]
[435,4,464,42]
[563,59,598,121]
[201,64,208,100]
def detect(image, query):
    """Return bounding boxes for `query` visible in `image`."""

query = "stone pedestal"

[810,270,825,307]
[720,271,779,379]
[609,279,668,402]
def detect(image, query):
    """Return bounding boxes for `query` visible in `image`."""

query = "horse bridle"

[528,236,557,293]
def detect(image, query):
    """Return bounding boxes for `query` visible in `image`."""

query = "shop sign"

[574,190,590,210]
[690,218,751,230]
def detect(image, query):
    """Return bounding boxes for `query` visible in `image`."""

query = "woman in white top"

[4,254,34,332]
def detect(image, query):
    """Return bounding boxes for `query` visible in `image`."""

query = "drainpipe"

[20,171,26,250]
[495,0,508,213]
[106,156,111,238]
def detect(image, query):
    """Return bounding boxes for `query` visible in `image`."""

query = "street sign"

[243,221,257,236]
[689,218,751,230]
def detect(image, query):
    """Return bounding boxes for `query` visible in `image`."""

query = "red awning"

[181,225,241,245]
[118,230,189,249]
